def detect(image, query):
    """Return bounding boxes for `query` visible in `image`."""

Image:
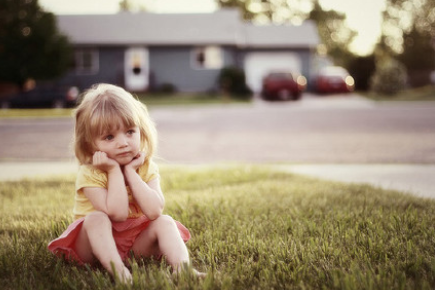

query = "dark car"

[261,71,307,101]
[315,66,355,94]
[1,82,79,109]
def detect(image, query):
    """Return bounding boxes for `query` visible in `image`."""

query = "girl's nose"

[117,136,128,148]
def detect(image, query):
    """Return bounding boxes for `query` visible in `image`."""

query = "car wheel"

[277,89,291,101]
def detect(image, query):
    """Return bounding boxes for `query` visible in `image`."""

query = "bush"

[218,66,252,100]
[370,58,407,96]
[158,83,177,94]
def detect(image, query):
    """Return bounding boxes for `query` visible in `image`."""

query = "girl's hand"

[125,151,146,171]
[93,151,119,172]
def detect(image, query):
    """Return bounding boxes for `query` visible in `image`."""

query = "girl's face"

[94,122,141,166]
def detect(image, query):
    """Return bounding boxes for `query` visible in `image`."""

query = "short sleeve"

[138,159,160,183]
[75,165,108,193]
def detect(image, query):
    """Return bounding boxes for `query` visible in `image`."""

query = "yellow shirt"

[73,159,159,220]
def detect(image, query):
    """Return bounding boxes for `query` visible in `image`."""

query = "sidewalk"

[279,164,435,199]
[0,161,433,199]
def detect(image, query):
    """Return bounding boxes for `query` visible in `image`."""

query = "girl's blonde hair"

[73,83,157,165]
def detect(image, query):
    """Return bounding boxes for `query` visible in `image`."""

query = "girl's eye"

[104,135,114,141]
[127,129,135,135]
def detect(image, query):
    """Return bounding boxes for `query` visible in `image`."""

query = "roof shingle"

[56,9,319,48]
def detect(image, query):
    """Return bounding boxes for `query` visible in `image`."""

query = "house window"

[192,46,223,69]
[75,48,99,74]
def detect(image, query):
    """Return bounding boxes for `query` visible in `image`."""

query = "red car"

[261,71,307,101]
[315,66,355,94]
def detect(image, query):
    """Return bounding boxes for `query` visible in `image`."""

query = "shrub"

[158,83,177,94]
[370,58,407,96]
[218,66,252,100]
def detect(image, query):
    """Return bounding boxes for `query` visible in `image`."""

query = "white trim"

[191,46,223,70]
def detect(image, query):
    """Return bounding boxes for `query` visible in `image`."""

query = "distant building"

[56,9,319,93]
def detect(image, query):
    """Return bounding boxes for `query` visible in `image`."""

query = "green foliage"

[309,1,356,64]
[382,0,435,55]
[216,0,357,62]
[156,83,177,94]
[370,58,408,96]
[2,166,435,289]
[0,0,72,86]
[218,66,252,100]
[398,25,435,87]
[363,85,435,102]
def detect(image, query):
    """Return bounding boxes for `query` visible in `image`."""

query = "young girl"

[48,83,202,283]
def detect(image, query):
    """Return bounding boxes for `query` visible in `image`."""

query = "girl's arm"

[123,152,165,220]
[83,151,130,221]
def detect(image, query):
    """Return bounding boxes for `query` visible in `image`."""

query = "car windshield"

[267,73,294,80]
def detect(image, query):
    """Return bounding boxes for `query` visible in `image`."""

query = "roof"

[56,9,319,48]
[242,22,319,48]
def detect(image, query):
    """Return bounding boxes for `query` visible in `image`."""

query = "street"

[1,93,435,164]
[1,93,435,198]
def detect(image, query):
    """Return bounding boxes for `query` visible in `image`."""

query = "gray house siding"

[149,46,237,93]
[59,45,238,93]
[59,46,125,90]
[55,10,319,93]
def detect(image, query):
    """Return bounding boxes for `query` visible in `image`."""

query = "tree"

[119,0,147,12]
[308,1,356,65]
[0,0,72,87]
[217,0,311,24]
[398,25,435,86]
[370,57,407,96]
[381,0,435,54]
[216,0,357,64]
[379,0,435,86]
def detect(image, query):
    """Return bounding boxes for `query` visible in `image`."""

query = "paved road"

[1,93,434,198]
[1,94,435,164]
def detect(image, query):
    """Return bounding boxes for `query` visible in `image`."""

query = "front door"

[124,47,149,92]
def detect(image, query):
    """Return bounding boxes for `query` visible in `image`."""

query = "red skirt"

[48,215,190,264]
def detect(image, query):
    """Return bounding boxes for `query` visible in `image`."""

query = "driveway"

[1,93,434,198]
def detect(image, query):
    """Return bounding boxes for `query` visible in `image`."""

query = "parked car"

[261,71,307,101]
[315,66,355,94]
[1,81,79,109]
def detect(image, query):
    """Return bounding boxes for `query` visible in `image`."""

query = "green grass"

[1,166,435,289]
[0,108,74,119]
[362,85,435,101]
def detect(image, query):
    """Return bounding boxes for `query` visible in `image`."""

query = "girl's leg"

[75,211,132,283]
[131,215,190,270]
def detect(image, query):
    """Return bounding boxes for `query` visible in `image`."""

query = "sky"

[38,0,386,56]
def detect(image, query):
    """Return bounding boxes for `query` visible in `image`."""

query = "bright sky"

[38,0,385,56]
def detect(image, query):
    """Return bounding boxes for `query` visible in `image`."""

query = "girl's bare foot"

[173,263,206,279]
[113,265,133,285]
[192,268,206,279]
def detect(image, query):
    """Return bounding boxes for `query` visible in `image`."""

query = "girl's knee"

[155,215,176,228]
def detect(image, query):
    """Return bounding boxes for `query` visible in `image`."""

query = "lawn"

[362,85,435,101]
[1,166,435,290]
[0,92,249,119]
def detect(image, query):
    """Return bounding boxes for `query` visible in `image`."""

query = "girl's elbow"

[147,207,163,221]
[110,211,129,222]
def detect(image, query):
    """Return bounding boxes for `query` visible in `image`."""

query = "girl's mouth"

[117,151,130,157]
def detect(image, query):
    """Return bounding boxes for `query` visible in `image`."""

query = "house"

[56,9,319,93]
